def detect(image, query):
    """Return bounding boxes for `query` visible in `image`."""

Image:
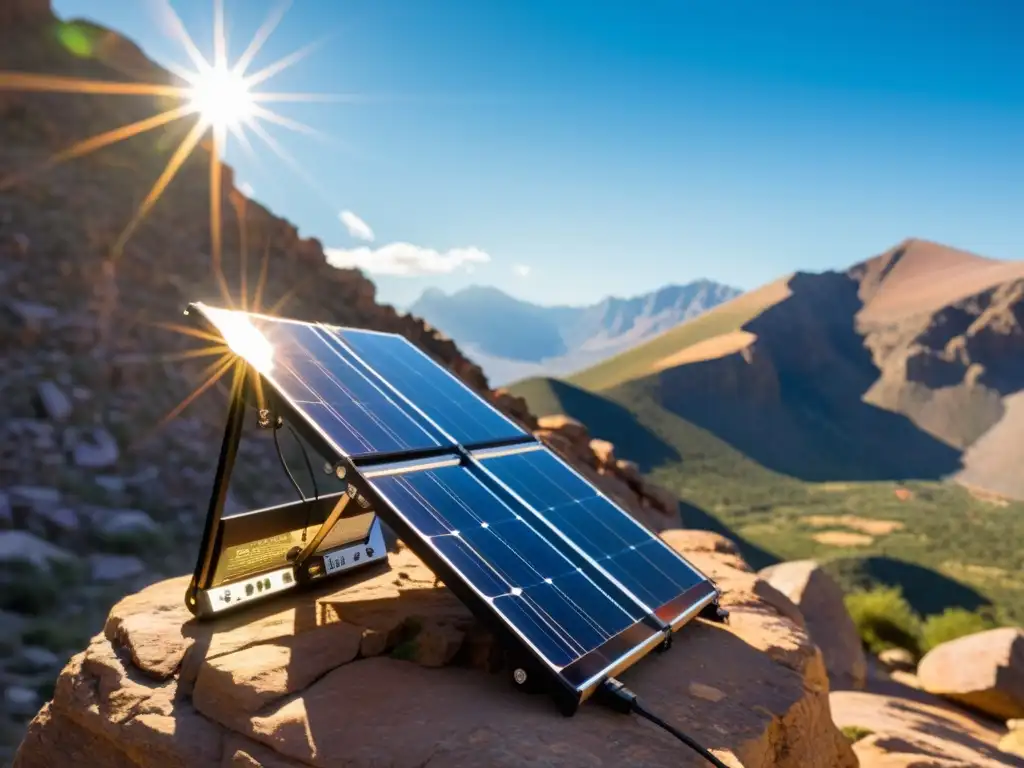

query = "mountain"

[568,238,1024,498]
[511,238,1024,622]
[408,280,741,386]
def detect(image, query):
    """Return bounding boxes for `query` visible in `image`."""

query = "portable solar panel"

[183,302,722,715]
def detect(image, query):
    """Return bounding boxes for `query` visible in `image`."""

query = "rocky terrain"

[12,532,860,768]
[409,281,740,386]
[0,1,687,759]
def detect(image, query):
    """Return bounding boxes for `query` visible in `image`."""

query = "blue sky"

[52,0,1024,309]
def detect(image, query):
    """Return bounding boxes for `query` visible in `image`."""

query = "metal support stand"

[185,362,248,615]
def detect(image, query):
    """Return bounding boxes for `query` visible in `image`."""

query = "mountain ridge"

[564,237,1024,499]
[409,279,741,385]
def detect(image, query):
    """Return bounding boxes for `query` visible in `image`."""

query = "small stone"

[95,508,159,539]
[89,553,146,582]
[18,645,61,671]
[8,486,61,512]
[66,425,119,469]
[6,300,57,329]
[94,475,127,494]
[878,647,916,673]
[3,685,38,717]
[12,232,30,255]
[589,438,616,466]
[0,531,75,570]
[34,381,72,421]
[71,387,91,401]
[25,506,80,538]
[689,682,727,702]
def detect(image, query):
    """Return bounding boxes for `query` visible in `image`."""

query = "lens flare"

[187,64,255,132]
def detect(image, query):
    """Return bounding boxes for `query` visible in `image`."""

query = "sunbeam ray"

[247,119,339,207]
[150,321,224,345]
[153,0,209,74]
[251,91,366,103]
[0,72,186,97]
[134,354,238,449]
[0,105,195,191]
[111,118,210,258]
[243,35,330,88]
[213,0,228,70]
[233,0,293,76]
[250,104,321,138]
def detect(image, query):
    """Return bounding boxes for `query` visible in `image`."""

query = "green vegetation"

[840,726,874,744]
[508,375,1024,625]
[844,586,1004,657]
[921,607,1000,654]
[845,587,923,656]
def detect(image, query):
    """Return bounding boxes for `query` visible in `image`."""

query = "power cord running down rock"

[596,677,730,767]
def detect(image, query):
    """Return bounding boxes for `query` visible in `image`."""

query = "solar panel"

[472,445,711,627]
[364,459,651,670]
[184,303,721,715]
[324,326,531,448]
[199,306,447,459]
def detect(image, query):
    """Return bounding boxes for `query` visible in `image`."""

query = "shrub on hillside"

[920,607,1000,653]
[845,586,923,657]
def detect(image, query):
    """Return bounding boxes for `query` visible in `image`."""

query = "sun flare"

[0,0,354,441]
[185,64,255,132]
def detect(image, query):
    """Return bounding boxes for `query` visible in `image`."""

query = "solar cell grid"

[326,327,530,448]
[199,307,445,459]
[367,462,647,669]
[474,446,708,613]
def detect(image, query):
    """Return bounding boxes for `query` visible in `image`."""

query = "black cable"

[596,678,730,767]
[272,420,321,546]
[286,422,319,501]
[272,424,306,503]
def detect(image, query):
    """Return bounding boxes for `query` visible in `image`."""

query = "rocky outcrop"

[917,627,1024,720]
[13,532,857,768]
[831,689,1024,767]
[759,560,867,691]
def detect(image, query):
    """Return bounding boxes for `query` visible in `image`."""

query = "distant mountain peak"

[408,279,742,385]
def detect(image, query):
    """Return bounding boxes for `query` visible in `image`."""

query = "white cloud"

[325,242,491,276]
[512,264,531,278]
[238,182,255,197]
[339,210,375,242]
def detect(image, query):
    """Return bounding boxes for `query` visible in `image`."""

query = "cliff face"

[0,3,682,758]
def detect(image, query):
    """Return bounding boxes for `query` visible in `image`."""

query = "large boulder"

[759,560,867,690]
[917,627,1024,720]
[831,690,1024,767]
[13,533,856,768]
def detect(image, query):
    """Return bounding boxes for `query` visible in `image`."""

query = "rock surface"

[1003,719,1024,758]
[917,627,1024,720]
[13,532,857,768]
[831,688,1024,767]
[759,559,867,691]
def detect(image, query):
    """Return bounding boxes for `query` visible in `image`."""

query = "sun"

[185,63,255,132]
